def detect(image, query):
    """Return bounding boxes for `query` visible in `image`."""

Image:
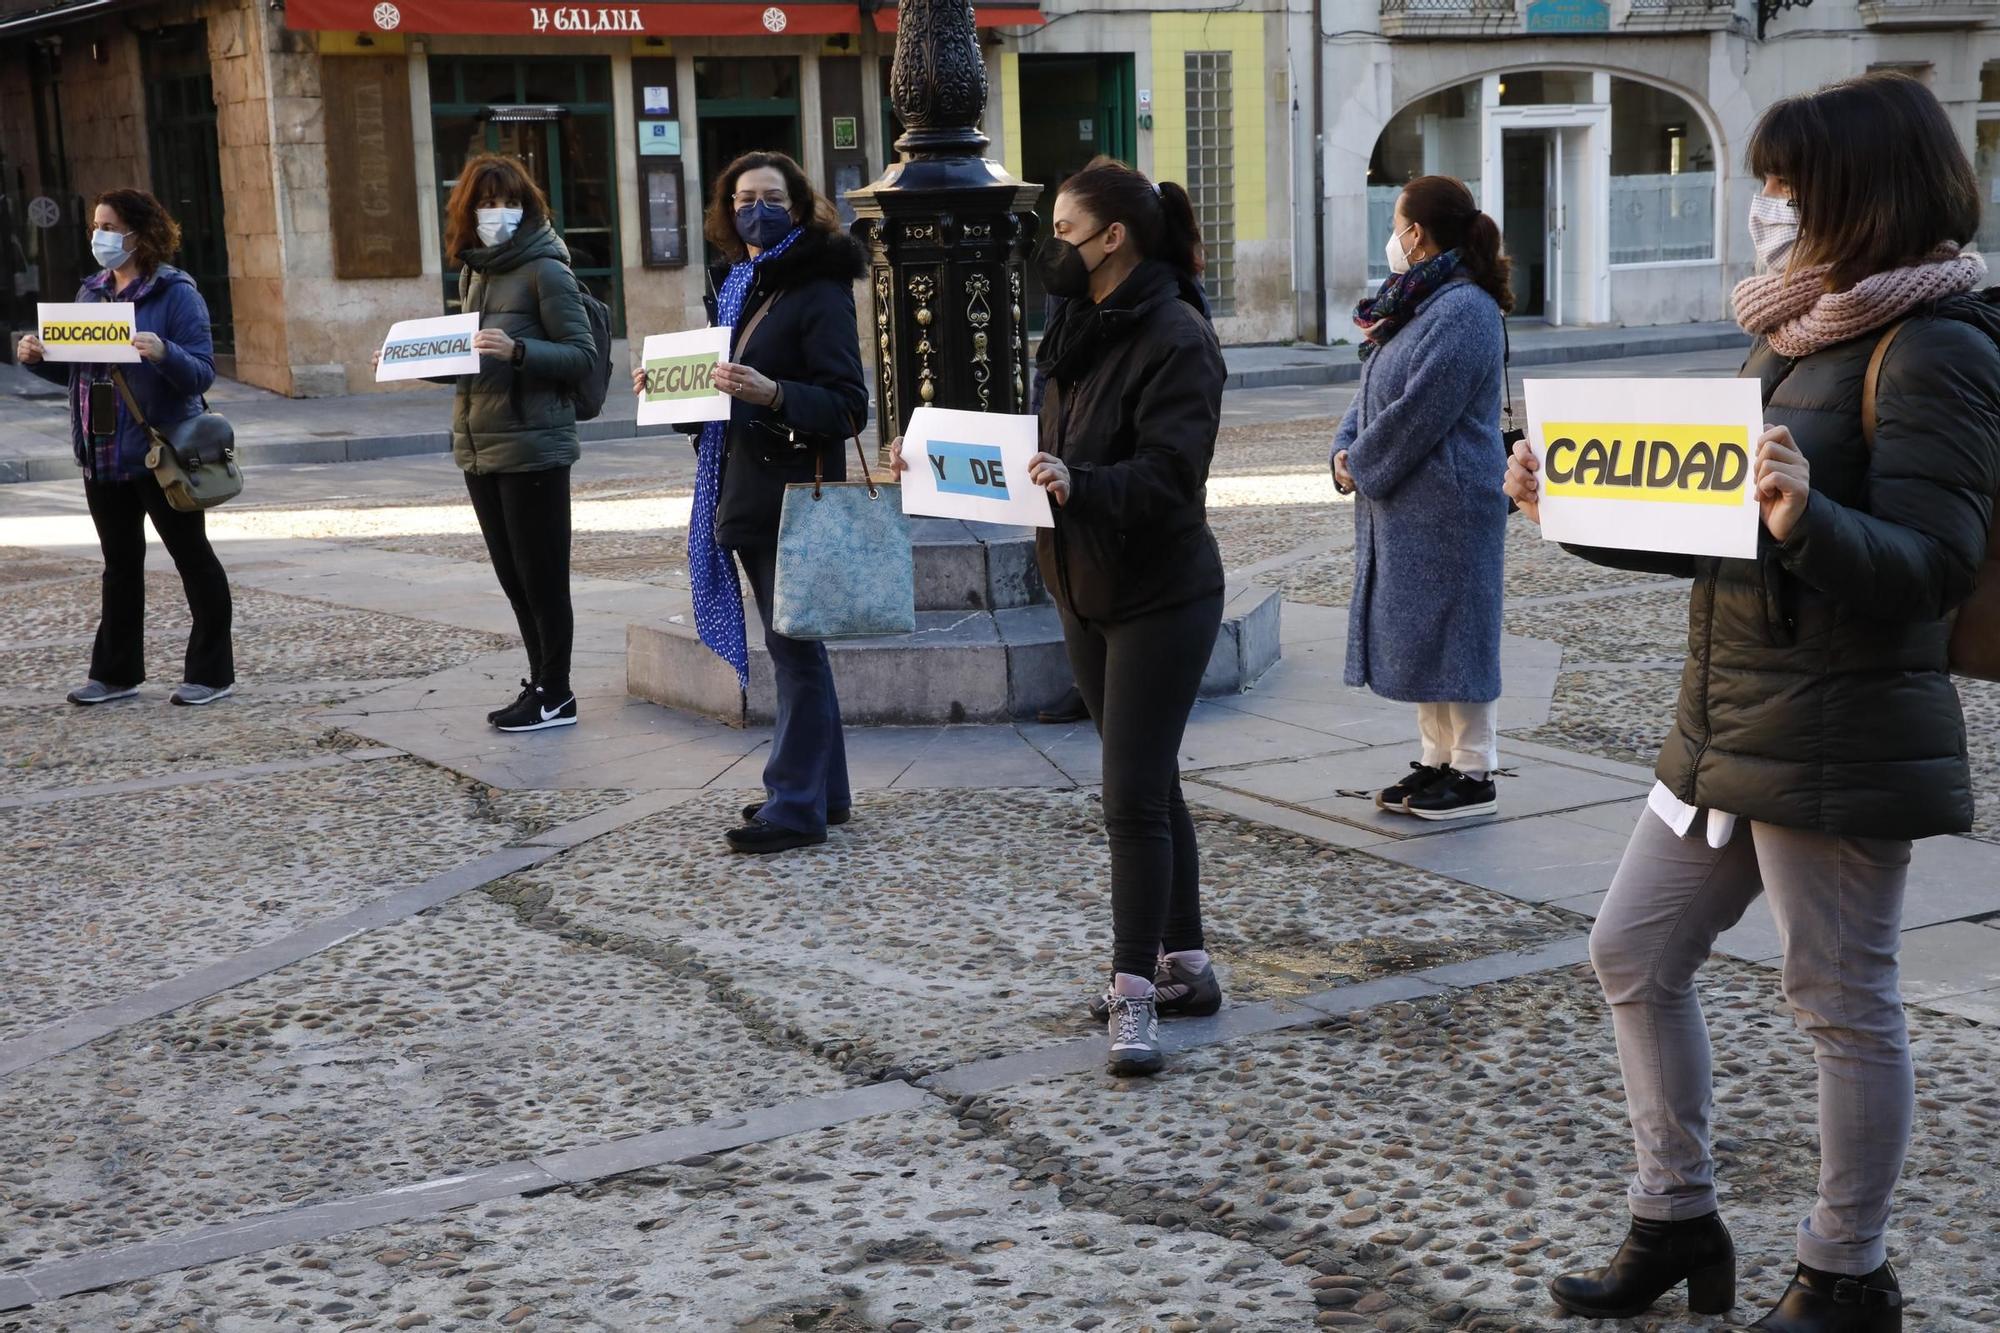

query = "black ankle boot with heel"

[1548,1211,1736,1319]
[1752,1262,1902,1333]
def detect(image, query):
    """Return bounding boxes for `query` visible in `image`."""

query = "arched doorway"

[1365,72,1719,327]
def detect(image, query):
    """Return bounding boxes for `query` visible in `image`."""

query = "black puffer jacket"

[1568,292,2000,839]
[1035,261,1226,622]
[695,228,870,549]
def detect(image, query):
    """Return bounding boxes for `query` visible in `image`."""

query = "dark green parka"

[1567,293,2000,841]
[451,221,596,474]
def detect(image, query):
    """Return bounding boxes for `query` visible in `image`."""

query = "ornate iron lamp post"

[848,0,1042,443]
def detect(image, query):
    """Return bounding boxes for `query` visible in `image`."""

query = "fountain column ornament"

[847,0,1042,447]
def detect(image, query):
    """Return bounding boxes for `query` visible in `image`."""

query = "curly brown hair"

[443,154,551,262]
[94,189,181,272]
[702,151,839,264]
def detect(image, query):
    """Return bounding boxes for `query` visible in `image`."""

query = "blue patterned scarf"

[1352,248,1462,361]
[689,225,804,686]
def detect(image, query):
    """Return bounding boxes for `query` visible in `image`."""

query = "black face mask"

[1034,226,1107,299]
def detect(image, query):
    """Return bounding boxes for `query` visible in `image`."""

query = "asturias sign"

[1525,0,1609,31]
[282,0,864,38]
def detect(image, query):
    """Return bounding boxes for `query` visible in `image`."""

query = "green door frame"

[429,56,623,331]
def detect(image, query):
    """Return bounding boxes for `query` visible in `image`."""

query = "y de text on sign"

[927,441,1010,499]
[642,354,717,401]
[1541,423,1751,506]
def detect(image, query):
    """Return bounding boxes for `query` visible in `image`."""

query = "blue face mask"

[734,201,795,251]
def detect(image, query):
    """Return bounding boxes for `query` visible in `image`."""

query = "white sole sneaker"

[1407,797,1498,821]
[495,712,578,733]
[171,684,236,706]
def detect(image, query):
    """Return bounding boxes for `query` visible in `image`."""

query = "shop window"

[1609,79,1715,265]
[1976,121,2000,255]
[1366,82,1483,282]
[1185,51,1235,317]
[1497,71,1593,107]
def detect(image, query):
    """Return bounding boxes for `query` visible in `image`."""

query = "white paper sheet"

[636,326,733,426]
[374,313,481,382]
[897,406,1053,529]
[37,302,139,363]
[1524,377,1765,560]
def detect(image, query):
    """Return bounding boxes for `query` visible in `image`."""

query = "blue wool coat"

[1331,278,1507,702]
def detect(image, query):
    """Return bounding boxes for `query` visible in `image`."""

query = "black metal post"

[847,0,1042,444]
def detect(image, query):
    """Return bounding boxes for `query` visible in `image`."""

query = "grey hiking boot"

[170,683,235,707]
[67,680,139,706]
[1103,991,1165,1077]
[1088,955,1222,1022]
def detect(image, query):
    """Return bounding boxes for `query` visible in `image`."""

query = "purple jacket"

[28,265,216,482]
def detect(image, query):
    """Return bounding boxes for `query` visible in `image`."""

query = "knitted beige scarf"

[1733,244,1987,357]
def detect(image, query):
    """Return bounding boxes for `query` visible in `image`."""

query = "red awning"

[872,5,1044,28]
[285,0,1045,37]
[285,0,869,37]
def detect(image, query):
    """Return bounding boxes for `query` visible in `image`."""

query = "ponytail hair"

[1057,155,1203,277]
[1400,174,1514,314]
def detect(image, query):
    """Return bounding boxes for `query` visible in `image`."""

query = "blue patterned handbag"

[772,435,916,640]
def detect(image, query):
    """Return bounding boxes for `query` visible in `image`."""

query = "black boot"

[1752,1262,1902,1333]
[1548,1212,1735,1319]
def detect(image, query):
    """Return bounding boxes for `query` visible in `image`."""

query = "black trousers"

[1060,589,1224,981]
[83,476,233,689]
[464,466,573,697]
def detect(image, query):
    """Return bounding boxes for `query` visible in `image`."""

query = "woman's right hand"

[15,334,44,365]
[1503,438,1541,525]
[887,436,906,476]
[370,348,383,372]
[632,365,647,396]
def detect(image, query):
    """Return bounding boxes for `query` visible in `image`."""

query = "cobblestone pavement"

[3,366,1997,1331]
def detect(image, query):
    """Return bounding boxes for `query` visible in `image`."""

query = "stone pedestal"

[627,520,1282,727]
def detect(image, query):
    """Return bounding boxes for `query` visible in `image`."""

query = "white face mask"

[91,229,131,270]
[476,206,524,247]
[1749,194,1799,274]
[1385,223,1417,276]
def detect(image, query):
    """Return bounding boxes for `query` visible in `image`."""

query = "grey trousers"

[1589,811,1913,1275]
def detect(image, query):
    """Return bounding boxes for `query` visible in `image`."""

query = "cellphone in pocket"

[88,379,117,438]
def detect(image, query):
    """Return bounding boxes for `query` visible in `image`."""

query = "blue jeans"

[737,543,850,835]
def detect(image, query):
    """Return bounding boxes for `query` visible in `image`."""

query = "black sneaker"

[1404,768,1498,821]
[1088,955,1222,1022]
[488,679,535,725]
[492,686,577,733]
[725,819,827,855]
[741,802,851,828]
[1376,761,1448,812]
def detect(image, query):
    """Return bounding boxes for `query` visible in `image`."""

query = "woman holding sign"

[1330,175,1513,821]
[393,154,596,734]
[16,188,232,707]
[633,151,868,855]
[914,156,1225,1077]
[1509,75,2000,1330]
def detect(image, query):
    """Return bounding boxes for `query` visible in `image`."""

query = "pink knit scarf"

[1733,245,1987,357]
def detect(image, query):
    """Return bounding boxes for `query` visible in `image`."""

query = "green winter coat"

[451,221,595,474]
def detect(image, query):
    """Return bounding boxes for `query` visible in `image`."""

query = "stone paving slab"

[977,958,2000,1332]
[29,1105,1336,1330]
[536,788,1581,1081]
[0,757,615,1041]
[0,890,845,1273]
[1368,814,1637,905]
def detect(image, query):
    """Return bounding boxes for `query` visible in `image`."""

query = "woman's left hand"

[1029,451,1070,506]
[472,328,516,360]
[1332,449,1356,495]
[131,332,166,363]
[1755,424,1811,543]
[713,361,779,407]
